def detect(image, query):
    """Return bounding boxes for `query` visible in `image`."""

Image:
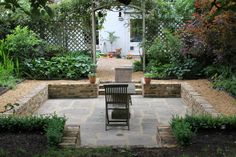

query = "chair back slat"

[104,84,128,104]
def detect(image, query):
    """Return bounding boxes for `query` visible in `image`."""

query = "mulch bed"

[0,133,48,157]
[132,130,236,157]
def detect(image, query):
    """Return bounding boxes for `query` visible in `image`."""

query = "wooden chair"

[104,84,130,130]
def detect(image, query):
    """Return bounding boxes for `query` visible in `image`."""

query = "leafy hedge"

[170,115,236,146]
[23,54,93,79]
[0,115,66,146]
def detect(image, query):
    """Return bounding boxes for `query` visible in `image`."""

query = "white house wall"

[99,10,141,56]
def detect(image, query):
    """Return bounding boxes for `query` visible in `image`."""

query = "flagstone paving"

[35,96,187,147]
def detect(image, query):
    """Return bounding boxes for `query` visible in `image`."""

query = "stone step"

[99,88,142,95]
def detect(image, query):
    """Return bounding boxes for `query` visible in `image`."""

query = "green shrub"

[170,116,193,146]
[133,60,143,72]
[0,41,19,88]
[45,117,65,146]
[170,115,236,146]
[42,44,67,59]
[0,115,66,147]
[2,26,43,62]
[23,54,93,79]
[203,65,236,97]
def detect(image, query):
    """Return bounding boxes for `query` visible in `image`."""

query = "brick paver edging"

[59,125,80,148]
[156,125,176,147]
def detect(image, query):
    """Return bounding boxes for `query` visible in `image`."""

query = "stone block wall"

[142,78,181,97]
[48,81,99,98]
[181,83,220,116]
[14,84,48,116]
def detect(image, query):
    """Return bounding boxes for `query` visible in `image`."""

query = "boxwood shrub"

[0,115,66,147]
[170,115,236,146]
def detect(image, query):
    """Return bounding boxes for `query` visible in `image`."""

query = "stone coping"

[2,83,48,116]
[181,83,220,116]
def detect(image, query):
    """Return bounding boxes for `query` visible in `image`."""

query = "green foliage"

[2,26,43,62]
[133,60,143,72]
[0,115,66,146]
[42,44,67,59]
[23,53,93,79]
[88,72,96,77]
[0,40,19,88]
[170,115,236,146]
[0,0,53,19]
[170,116,193,146]
[144,73,154,78]
[106,31,119,52]
[203,65,236,96]
[184,115,236,130]
[147,30,199,79]
[45,117,65,146]
[147,30,182,66]
[146,0,194,43]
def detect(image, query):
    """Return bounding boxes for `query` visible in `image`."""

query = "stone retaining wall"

[181,83,220,116]
[12,84,48,116]
[141,78,181,97]
[48,80,99,98]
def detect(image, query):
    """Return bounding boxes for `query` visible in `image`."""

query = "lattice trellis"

[146,21,182,44]
[32,19,92,52]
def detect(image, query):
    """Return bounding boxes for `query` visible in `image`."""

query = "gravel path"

[0,58,235,115]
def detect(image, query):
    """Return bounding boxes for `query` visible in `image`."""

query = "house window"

[130,19,142,42]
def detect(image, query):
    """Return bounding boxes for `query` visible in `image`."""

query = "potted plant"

[144,73,154,84]
[88,73,96,84]
[106,31,119,54]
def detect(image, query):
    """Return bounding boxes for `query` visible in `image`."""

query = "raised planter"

[141,78,181,98]
[141,79,220,116]
[181,83,220,116]
[48,79,99,98]
[2,83,48,116]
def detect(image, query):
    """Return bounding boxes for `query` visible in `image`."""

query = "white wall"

[99,10,141,56]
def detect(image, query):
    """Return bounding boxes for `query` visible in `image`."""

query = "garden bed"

[133,130,236,157]
[0,133,48,157]
[1,130,235,157]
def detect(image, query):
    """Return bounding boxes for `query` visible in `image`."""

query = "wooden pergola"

[91,0,146,71]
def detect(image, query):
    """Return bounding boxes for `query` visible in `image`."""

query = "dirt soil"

[0,58,235,115]
[0,131,235,157]
[0,133,48,157]
[132,130,236,157]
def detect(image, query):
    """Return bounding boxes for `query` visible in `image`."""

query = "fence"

[32,19,92,52]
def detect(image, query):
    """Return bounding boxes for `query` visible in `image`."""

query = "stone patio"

[35,96,187,147]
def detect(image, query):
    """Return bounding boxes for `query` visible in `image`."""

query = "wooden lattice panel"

[32,19,92,52]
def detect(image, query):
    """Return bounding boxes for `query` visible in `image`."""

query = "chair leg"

[129,95,132,106]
